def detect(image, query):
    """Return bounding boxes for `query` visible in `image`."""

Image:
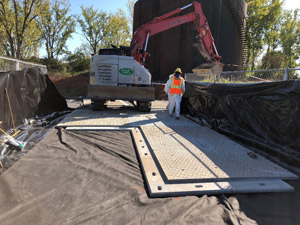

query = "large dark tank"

[133,0,247,81]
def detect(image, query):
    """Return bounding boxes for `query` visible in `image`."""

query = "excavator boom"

[89,2,222,111]
[130,1,221,66]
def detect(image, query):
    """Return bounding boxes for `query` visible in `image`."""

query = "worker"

[164,68,185,119]
[165,74,173,110]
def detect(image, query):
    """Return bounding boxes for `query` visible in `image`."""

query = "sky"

[283,0,300,10]
[40,0,300,57]
[68,0,128,14]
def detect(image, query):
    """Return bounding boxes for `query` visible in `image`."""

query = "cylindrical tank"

[133,0,247,81]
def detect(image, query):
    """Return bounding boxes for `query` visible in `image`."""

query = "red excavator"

[88,1,222,111]
[130,1,221,66]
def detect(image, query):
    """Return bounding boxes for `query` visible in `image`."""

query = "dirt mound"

[53,74,89,97]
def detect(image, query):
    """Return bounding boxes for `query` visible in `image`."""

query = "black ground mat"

[0,128,299,225]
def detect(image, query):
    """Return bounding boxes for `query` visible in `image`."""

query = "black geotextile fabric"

[0,128,299,225]
[0,68,68,131]
[181,81,300,167]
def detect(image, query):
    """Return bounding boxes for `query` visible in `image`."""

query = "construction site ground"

[58,100,296,196]
[0,99,300,224]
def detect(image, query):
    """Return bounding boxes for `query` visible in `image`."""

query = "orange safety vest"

[170,76,184,94]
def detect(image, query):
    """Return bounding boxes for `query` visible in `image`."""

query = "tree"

[245,0,283,70]
[39,0,75,59]
[126,0,137,33]
[21,19,43,58]
[260,50,285,69]
[76,6,108,54]
[280,9,300,68]
[0,22,6,55]
[260,0,283,69]
[40,57,66,74]
[0,0,49,59]
[102,9,131,48]
[66,48,90,72]
[76,6,131,54]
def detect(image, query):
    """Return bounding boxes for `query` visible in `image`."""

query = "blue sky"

[40,0,300,57]
[68,0,128,14]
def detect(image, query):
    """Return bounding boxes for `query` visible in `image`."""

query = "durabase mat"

[65,125,296,197]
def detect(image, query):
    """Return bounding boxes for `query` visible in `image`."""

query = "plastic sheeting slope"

[181,81,300,167]
[0,68,68,131]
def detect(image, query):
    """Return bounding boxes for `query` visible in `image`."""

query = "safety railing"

[0,56,47,74]
[185,67,300,83]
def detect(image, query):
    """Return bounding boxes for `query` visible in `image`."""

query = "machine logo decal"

[119,68,134,76]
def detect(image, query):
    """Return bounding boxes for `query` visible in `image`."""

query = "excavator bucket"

[192,42,224,82]
[191,63,224,82]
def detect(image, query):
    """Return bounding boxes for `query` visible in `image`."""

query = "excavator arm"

[130,1,221,66]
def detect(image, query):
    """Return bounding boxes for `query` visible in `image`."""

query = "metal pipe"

[213,43,219,56]
[144,33,150,52]
[1,145,8,156]
[221,68,285,74]
[213,71,216,83]
[4,88,16,133]
[181,3,193,10]
[158,3,193,20]
[0,146,8,168]
[0,56,47,69]
[283,67,288,80]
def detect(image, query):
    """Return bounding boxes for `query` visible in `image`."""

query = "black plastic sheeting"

[1,129,300,225]
[0,111,71,173]
[0,68,68,132]
[181,80,300,167]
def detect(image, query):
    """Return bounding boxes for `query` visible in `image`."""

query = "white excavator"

[88,1,222,111]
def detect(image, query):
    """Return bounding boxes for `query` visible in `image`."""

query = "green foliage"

[280,9,300,68]
[102,10,131,48]
[39,0,75,59]
[66,49,90,72]
[2,0,300,73]
[245,0,283,70]
[40,57,67,74]
[245,0,300,70]
[126,0,137,32]
[76,6,108,54]
[76,6,131,54]
[0,0,49,59]
[260,50,285,69]
[0,22,6,55]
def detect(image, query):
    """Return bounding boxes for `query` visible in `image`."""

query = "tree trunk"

[9,37,15,58]
[251,48,255,71]
[16,39,22,59]
[263,45,270,69]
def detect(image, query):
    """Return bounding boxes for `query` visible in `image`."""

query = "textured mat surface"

[58,102,297,184]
